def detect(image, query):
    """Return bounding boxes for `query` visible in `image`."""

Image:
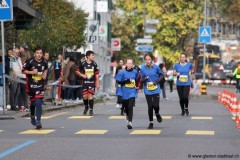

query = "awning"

[13,0,43,21]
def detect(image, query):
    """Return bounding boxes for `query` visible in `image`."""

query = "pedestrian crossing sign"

[0,0,9,8]
[0,0,13,21]
[199,27,211,43]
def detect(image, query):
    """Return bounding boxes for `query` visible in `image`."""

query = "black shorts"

[82,85,95,95]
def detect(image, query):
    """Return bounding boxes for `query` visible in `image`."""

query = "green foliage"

[113,0,204,65]
[17,0,87,58]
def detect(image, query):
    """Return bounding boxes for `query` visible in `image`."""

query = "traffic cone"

[230,93,237,117]
[236,101,240,128]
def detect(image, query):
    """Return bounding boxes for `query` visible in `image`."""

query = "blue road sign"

[0,0,13,21]
[199,27,211,43]
[135,45,153,52]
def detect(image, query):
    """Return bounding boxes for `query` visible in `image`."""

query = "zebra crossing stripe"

[185,130,215,135]
[108,116,125,119]
[130,130,161,135]
[75,130,108,134]
[19,129,55,134]
[68,116,92,119]
[191,117,213,120]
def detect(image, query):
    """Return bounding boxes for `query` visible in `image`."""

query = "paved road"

[0,87,239,160]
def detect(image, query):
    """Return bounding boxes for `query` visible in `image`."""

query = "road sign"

[0,0,13,21]
[135,45,153,52]
[199,27,211,43]
[136,38,153,44]
[111,38,121,51]
[87,20,99,44]
[146,19,160,24]
[145,28,157,34]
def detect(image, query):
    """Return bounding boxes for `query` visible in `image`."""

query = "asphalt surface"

[0,86,240,160]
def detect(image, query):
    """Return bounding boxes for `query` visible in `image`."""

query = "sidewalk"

[0,100,84,120]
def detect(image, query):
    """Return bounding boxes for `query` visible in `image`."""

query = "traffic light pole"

[203,0,207,83]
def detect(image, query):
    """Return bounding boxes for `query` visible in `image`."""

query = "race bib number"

[118,84,121,88]
[147,82,157,90]
[85,69,94,79]
[125,79,135,88]
[179,75,188,82]
[32,72,42,81]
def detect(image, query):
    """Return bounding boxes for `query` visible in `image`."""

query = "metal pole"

[203,0,207,83]
[1,21,6,114]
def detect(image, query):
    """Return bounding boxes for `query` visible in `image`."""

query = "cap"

[20,44,29,50]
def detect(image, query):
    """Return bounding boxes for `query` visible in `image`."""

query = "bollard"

[201,82,207,95]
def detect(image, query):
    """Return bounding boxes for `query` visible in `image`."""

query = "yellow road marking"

[154,116,172,120]
[19,129,55,134]
[185,130,215,135]
[130,130,161,135]
[108,116,125,119]
[75,130,108,134]
[191,116,213,120]
[26,112,68,120]
[68,116,92,119]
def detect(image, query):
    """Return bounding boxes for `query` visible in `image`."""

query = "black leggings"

[122,97,135,122]
[145,94,160,122]
[117,96,122,104]
[177,86,190,110]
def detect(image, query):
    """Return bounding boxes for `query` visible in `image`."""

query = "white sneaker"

[115,104,121,108]
[64,100,70,103]
[0,107,3,111]
[163,98,169,100]
[127,122,132,129]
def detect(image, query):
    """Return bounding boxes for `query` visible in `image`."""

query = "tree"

[17,0,87,57]
[114,0,204,65]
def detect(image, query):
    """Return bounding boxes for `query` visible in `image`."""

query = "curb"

[189,94,218,100]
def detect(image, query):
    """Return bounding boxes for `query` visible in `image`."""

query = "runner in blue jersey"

[140,53,164,129]
[173,53,193,116]
[116,58,139,129]
[115,59,125,115]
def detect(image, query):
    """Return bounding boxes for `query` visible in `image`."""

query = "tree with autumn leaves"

[112,0,205,65]
[3,0,87,57]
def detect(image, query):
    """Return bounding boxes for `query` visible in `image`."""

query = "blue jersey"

[115,69,124,96]
[115,69,138,100]
[173,62,193,86]
[140,64,162,95]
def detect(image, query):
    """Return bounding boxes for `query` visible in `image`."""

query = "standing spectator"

[51,54,62,101]
[19,45,30,111]
[5,48,12,108]
[8,48,20,111]
[64,56,77,102]
[159,63,168,100]
[233,64,240,92]
[166,67,174,92]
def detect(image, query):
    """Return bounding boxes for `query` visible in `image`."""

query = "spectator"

[51,54,62,101]
[9,48,21,110]
[233,64,240,92]
[166,67,174,92]
[19,45,30,111]
[64,56,77,102]
[159,63,168,100]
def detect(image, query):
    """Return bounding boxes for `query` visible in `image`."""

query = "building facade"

[69,0,112,74]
